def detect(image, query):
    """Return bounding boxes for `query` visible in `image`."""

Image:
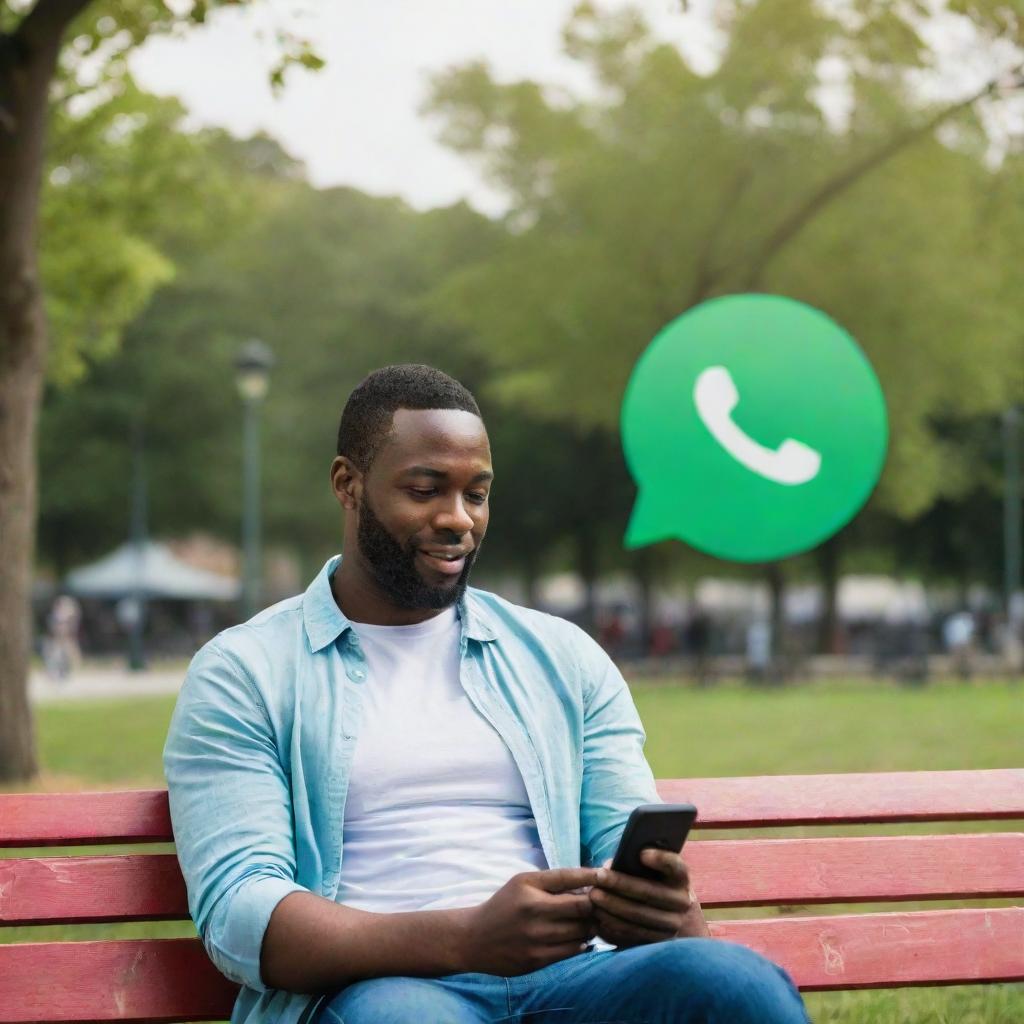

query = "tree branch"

[741,64,1024,290]
[688,163,754,307]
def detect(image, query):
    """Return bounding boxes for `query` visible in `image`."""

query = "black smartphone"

[610,803,698,881]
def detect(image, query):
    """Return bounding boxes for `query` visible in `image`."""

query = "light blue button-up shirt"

[163,555,660,1024]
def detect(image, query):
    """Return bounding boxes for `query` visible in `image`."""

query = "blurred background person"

[943,608,976,681]
[44,593,82,682]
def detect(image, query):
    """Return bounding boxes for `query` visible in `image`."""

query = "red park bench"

[2,768,1023,1022]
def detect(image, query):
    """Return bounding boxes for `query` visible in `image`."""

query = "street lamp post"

[235,339,274,620]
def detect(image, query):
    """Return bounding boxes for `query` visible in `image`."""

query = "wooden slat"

[4,832,1022,926]
[0,938,239,1023]
[0,855,188,925]
[0,791,172,848]
[711,907,1024,990]
[3,770,1021,846]
[1,910,1021,1020]
[689,832,1024,906]
[658,769,1024,827]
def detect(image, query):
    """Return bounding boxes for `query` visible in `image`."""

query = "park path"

[29,662,185,704]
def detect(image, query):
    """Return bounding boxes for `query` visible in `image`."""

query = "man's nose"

[433,495,475,535]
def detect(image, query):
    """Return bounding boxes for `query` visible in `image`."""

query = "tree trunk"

[0,11,72,783]
[815,535,842,654]
[766,561,786,682]
[521,550,540,610]
[631,547,654,656]
[0,356,44,783]
[574,524,599,635]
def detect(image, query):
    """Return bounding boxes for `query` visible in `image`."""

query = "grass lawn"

[633,678,1023,775]
[4,679,1022,1022]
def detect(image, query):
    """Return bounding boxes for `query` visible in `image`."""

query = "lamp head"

[235,339,275,401]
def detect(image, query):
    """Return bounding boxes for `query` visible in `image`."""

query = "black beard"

[356,493,478,610]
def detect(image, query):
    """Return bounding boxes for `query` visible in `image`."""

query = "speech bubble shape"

[621,294,888,562]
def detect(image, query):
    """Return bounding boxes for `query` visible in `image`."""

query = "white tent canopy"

[65,541,240,601]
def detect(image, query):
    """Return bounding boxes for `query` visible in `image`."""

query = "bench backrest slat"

[691,832,1024,906]
[0,791,171,847]
[0,855,187,926]
[5,833,1023,926]
[0,939,237,1024]
[658,769,1024,826]
[3,906,1022,1021]
[3,770,1021,846]
[712,906,1024,990]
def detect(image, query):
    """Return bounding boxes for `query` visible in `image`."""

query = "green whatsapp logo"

[621,294,888,562]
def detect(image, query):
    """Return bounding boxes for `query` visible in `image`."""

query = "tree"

[0,0,318,783]
[37,180,504,596]
[479,414,636,628]
[425,1,1024,652]
[37,121,305,567]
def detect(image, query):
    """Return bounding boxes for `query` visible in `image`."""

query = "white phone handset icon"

[694,366,821,485]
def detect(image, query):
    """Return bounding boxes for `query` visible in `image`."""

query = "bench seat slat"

[690,832,1024,907]
[712,906,1024,990]
[658,769,1024,826]
[0,855,188,925]
[0,938,238,1023]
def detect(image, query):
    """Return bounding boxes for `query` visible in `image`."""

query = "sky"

[129,2,1021,214]
[128,1,721,214]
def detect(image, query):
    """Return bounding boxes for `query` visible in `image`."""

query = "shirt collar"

[302,554,498,654]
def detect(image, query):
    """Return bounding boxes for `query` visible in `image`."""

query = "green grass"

[632,678,1023,776]
[4,679,1022,1022]
[32,694,177,786]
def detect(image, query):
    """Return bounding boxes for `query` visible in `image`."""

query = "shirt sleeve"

[163,639,307,991]
[575,627,661,868]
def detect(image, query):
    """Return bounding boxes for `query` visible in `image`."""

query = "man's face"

[349,408,492,610]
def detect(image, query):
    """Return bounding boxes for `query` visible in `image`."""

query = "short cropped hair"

[337,364,482,471]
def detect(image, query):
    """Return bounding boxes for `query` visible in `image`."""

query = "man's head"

[331,364,492,616]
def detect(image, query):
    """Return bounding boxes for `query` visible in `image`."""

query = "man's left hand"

[589,849,711,948]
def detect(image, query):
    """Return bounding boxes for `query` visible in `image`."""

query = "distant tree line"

[5,0,1024,782]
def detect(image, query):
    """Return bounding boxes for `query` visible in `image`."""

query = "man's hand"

[457,868,600,976]
[589,848,710,948]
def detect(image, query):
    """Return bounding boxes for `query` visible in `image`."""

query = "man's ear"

[330,456,362,512]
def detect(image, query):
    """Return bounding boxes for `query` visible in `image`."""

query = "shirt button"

[349,668,366,682]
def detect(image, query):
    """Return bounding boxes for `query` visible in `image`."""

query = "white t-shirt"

[335,606,550,913]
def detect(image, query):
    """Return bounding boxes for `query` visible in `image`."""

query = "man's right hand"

[456,868,601,976]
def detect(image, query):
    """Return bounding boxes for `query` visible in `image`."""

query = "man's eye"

[468,493,489,505]
[409,488,437,498]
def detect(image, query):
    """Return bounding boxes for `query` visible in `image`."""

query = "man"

[164,364,810,1024]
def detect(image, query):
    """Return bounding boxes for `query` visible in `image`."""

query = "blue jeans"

[314,938,812,1023]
